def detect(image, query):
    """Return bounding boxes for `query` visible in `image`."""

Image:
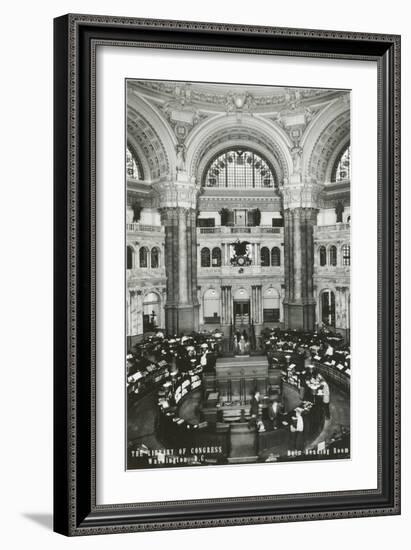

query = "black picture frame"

[53,14,401,536]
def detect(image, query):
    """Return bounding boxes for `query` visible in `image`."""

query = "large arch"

[327,139,350,183]
[301,97,350,184]
[127,91,177,180]
[127,136,153,182]
[186,114,293,183]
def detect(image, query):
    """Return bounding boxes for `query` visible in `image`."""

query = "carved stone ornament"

[152,178,200,210]
[282,181,323,210]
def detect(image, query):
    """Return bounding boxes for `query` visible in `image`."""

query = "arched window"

[319,246,327,266]
[329,245,337,266]
[263,288,280,322]
[151,247,160,268]
[143,292,160,333]
[127,246,133,270]
[204,150,277,189]
[203,288,221,323]
[201,247,211,267]
[139,247,148,268]
[211,247,221,267]
[271,247,281,267]
[342,244,351,266]
[261,247,270,267]
[333,145,351,182]
[126,147,143,180]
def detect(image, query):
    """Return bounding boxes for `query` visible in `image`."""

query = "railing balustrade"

[126,223,163,232]
[315,223,350,232]
[197,225,282,235]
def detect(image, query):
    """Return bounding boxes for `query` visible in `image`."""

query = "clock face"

[237,256,245,266]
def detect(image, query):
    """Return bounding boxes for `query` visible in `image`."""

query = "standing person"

[289,407,305,452]
[239,334,246,354]
[268,396,284,430]
[319,380,331,419]
[248,390,261,429]
[150,310,157,328]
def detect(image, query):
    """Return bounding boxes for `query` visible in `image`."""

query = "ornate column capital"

[282,181,323,210]
[152,177,200,210]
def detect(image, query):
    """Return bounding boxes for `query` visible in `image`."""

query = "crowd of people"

[262,327,351,379]
[254,327,351,448]
[127,326,350,455]
[127,330,223,399]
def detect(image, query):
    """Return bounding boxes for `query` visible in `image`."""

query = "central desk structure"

[201,355,283,461]
[209,355,281,402]
[154,355,327,466]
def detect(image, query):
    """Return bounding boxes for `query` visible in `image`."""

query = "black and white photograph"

[126,80,351,469]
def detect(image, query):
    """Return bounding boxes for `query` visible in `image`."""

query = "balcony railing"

[198,225,282,235]
[127,223,164,233]
[230,226,252,233]
[199,227,222,234]
[315,223,350,232]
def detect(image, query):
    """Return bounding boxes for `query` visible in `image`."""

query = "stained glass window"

[334,146,351,182]
[342,244,351,266]
[204,150,276,189]
[126,148,143,180]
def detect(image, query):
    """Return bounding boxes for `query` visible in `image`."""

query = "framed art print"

[53,14,401,535]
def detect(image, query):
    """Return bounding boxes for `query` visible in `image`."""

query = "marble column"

[178,209,188,303]
[160,288,167,329]
[252,285,262,324]
[282,182,321,330]
[335,286,349,341]
[221,286,232,325]
[160,206,199,335]
[227,286,232,324]
[250,286,255,323]
[221,286,225,323]
[280,284,285,323]
[136,290,143,335]
[257,285,262,324]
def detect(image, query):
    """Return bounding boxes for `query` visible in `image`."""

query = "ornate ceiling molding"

[129,80,343,114]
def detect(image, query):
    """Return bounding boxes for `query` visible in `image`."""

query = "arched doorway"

[263,288,280,322]
[320,289,336,328]
[203,288,221,324]
[233,287,250,326]
[143,291,161,333]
